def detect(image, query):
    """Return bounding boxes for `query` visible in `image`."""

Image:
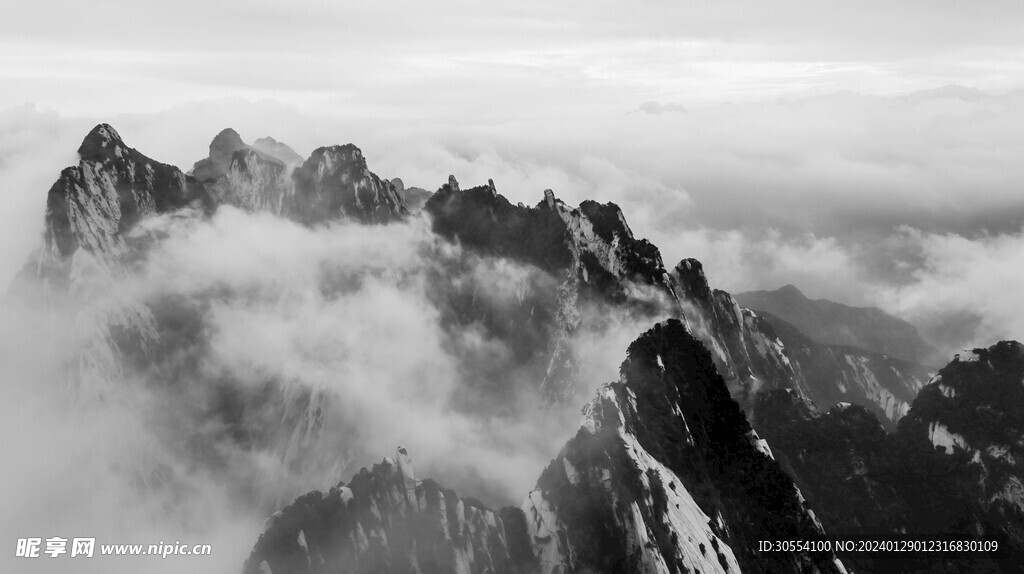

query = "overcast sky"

[3,1,1024,351]
[3,0,1024,115]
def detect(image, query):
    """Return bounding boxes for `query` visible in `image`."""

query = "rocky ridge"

[754,311,932,429]
[245,446,536,574]
[735,284,942,366]
[753,341,1024,573]
[522,319,847,574]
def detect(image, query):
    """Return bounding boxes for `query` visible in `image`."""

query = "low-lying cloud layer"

[0,203,657,573]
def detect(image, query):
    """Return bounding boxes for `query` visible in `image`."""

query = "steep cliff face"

[753,342,1024,573]
[22,126,417,503]
[191,130,408,223]
[750,392,918,564]
[424,181,932,426]
[217,148,292,213]
[424,183,804,407]
[244,446,536,574]
[290,145,408,224]
[756,311,932,428]
[36,124,211,397]
[735,284,942,366]
[44,124,212,270]
[246,321,851,574]
[669,259,805,406]
[522,320,847,574]
[899,342,1024,547]
[425,179,662,402]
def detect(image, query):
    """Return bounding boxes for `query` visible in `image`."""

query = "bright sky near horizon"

[3,0,1024,116]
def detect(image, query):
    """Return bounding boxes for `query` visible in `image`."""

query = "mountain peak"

[543,188,556,208]
[309,144,365,169]
[290,144,406,224]
[77,123,126,162]
[776,283,805,298]
[191,128,254,182]
[208,128,247,161]
[735,283,942,366]
[673,258,712,302]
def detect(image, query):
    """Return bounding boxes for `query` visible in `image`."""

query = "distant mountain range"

[736,284,944,366]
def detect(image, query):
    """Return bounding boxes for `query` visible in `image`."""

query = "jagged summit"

[523,319,846,573]
[188,128,291,213]
[673,258,715,303]
[290,144,407,224]
[756,340,1024,572]
[192,128,283,183]
[210,127,246,156]
[244,445,535,574]
[76,123,126,162]
[44,125,211,261]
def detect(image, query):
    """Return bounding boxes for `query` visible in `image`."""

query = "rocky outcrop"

[753,341,1024,573]
[245,320,851,574]
[426,179,658,401]
[191,128,253,182]
[735,284,942,366]
[26,125,412,485]
[45,124,212,269]
[244,446,536,574]
[523,320,846,574]
[669,259,805,407]
[190,129,293,214]
[36,124,211,397]
[424,182,804,406]
[289,145,407,224]
[900,342,1024,546]
[192,130,408,223]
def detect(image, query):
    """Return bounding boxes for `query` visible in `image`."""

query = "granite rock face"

[244,446,537,574]
[424,182,928,427]
[47,124,212,266]
[190,129,293,214]
[522,320,847,574]
[289,145,408,224]
[753,310,932,429]
[36,124,211,397]
[753,342,1024,573]
[424,183,807,407]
